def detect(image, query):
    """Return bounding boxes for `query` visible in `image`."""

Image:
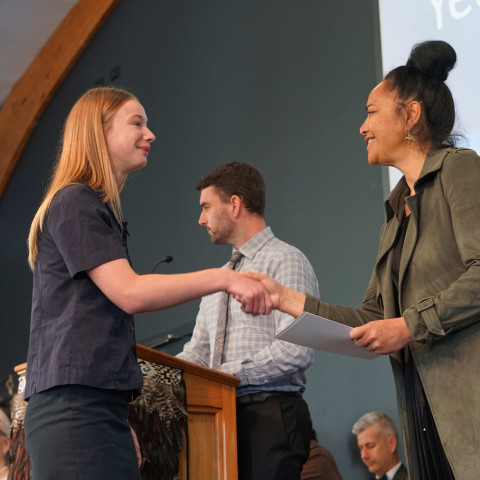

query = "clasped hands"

[227,270,273,315]
[229,269,297,316]
[238,272,413,354]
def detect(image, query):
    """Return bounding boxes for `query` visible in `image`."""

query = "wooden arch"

[0,0,118,198]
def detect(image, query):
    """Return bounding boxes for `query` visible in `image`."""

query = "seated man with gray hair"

[352,411,407,480]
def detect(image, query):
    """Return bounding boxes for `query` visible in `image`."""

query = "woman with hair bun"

[248,40,479,479]
[24,86,271,479]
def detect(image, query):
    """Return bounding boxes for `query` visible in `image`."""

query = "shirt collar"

[384,147,454,221]
[233,226,273,260]
[376,461,402,480]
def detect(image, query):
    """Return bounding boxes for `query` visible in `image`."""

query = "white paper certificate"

[275,312,379,360]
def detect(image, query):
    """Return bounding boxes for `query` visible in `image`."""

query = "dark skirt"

[24,384,142,480]
[404,348,455,480]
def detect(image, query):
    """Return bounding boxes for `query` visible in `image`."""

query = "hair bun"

[406,40,456,82]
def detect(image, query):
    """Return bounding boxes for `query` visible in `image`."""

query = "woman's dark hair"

[196,162,266,216]
[385,40,458,149]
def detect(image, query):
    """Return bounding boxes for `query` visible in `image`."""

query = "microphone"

[151,255,173,273]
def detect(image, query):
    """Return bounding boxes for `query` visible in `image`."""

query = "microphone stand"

[150,255,173,273]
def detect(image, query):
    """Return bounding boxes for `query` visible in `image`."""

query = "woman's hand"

[350,317,413,354]
[240,272,306,317]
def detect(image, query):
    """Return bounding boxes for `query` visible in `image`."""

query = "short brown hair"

[196,162,266,216]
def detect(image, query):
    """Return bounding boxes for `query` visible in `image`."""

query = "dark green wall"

[0,1,401,477]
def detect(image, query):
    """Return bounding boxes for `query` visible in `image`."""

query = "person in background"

[0,410,10,480]
[352,412,407,480]
[24,87,271,480]
[178,162,319,480]
[245,40,480,479]
[300,428,342,480]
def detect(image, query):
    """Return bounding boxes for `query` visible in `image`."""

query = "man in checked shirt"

[177,162,320,480]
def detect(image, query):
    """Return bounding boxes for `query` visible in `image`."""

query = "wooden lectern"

[12,346,239,479]
[137,344,240,480]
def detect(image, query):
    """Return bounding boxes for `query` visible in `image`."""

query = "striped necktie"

[212,251,243,370]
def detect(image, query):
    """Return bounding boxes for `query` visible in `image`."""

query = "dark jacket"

[392,463,408,480]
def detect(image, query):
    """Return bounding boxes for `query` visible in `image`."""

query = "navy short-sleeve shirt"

[25,184,143,400]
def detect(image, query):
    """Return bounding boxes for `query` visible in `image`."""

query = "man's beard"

[206,213,235,245]
[207,227,232,245]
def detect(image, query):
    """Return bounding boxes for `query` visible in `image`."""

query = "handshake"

[227,271,305,318]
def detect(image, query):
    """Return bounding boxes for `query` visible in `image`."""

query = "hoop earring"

[405,130,414,145]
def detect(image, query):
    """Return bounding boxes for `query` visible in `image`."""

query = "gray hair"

[352,411,398,437]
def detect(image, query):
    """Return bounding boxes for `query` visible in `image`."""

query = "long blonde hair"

[27,86,136,269]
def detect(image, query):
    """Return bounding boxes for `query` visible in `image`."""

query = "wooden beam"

[0,0,118,198]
